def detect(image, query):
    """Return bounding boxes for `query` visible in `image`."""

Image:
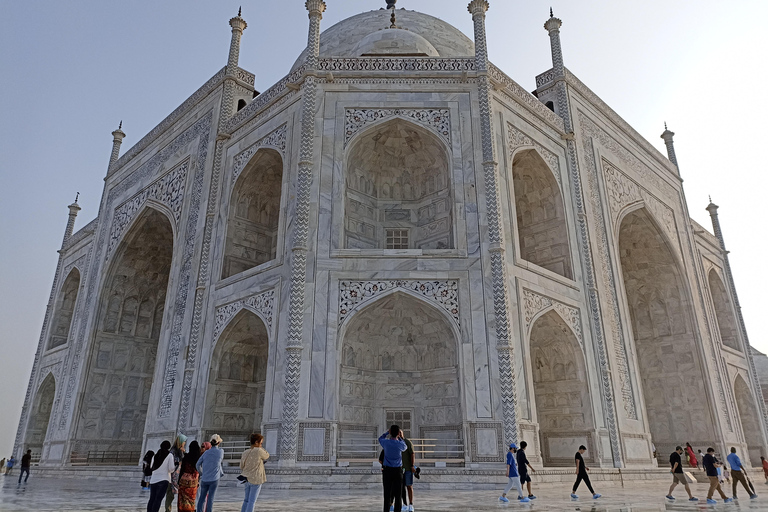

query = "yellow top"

[239,447,270,485]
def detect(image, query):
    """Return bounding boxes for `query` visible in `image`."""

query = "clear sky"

[1,0,766,459]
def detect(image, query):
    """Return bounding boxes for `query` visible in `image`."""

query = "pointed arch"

[511,148,572,279]
[618,207,715,456]
[222,148,283,279]
[75,207,174,453]
[708,269,740,351]
[203,309,270,441]
[733,374,763,465]
[338,291,462,458]
[48,268,81,350]
[25,372,56,453]
[343,118,454,250]
[530,310,593,465]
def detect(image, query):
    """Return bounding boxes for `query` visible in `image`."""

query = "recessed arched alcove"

[618,208,715,455]
[25,373,56,454]
[338,292,461,459]
[222,148,283,279]
[343,119,453,250]
[530,310,593,465]
[708,270,741,351]
[511,149,572,279]
[734,375,763,465]
[75,207,173,453]
[48,268,80,350]
[203,309,269,441]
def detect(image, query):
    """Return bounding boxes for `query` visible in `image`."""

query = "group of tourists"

[0,451,32,484]
[143,432,269,512]
[668,444,761,504]
[378,425,418,512]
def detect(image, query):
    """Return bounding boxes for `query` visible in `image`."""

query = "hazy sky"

[1,0,766,458]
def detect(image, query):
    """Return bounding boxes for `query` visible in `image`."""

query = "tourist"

[703,447,732,504]
[178,441,201,512]
[762,456,768,483]
[165,434,187,512]
[571,445,601,500]
[401,434,415,512]
[6,455,15,476]
[0,457,5,475]
[685,443,697,468]
[727,446,757,500]
[147,441,175,512]
[196,434,224,512]
[516,441,536,500]
[17,449,32,484]
[499,443,529,503]
[698,450,704,471]
[142,450,155,490]
[666,446,697,501]
[379,425,407,512]
[239,433,270,512]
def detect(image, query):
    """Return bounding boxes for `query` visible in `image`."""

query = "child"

[141,450,155,490]
[499,444,530,503]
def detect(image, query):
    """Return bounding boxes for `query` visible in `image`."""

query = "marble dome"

[291,8,475,70]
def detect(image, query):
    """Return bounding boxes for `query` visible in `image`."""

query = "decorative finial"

[664,121,668,130]
[75,192,80,203]
[386,0,397,8]
[550,7,553,18]
[709,195,712,203]
[238,6,241,17]
[390,9,397,28]
[118,120,122,130]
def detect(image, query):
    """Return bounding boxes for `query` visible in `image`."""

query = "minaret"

[63,194,81,247]
[107,122,126,175]
[707,200,768,443]
[227,8,247,74]
[281,0,326,464]
[542,9,625,467]
[660,122,679,171]
[466,0,519,444]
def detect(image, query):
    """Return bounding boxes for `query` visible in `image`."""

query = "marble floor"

[1,474,767,511]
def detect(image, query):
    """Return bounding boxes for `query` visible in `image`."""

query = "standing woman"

[165,435,187,512]
[147,441,175,512]
[686,443,698,469]
[178,441,201,512]
[239,434,270,512]
[196,434,224,512]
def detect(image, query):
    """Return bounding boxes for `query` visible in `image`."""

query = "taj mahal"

[14,0,768,478]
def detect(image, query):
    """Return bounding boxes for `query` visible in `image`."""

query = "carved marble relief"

[506,123,561,186]
[231,124,287,184]
[344,108,450,147]
[213,289,275,342]
[521,289,582,344]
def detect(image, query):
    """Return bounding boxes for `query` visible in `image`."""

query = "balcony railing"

[70,451,141,466]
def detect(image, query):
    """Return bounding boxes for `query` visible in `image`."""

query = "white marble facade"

[15,3,768,470]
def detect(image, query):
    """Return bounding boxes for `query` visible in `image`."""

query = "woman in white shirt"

[147,440,175,512]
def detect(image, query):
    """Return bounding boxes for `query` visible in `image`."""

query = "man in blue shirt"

[727,447,757,500]
[379,425,407,512]
[499,444,529,503]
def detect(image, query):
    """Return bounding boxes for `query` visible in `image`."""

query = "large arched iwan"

[74,207,174,454]
[618,208,715,456]
[343,119,454,250]
[203,309,270,441]
[338,291,461,460]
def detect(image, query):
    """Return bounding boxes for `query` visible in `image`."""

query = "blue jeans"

[197,480,219,512]
[240,482,262,512]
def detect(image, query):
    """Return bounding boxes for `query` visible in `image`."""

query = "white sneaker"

[409,506,414,512]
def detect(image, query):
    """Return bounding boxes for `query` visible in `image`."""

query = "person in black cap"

[499,444,530,503]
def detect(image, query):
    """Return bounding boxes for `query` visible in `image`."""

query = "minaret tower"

[660,123,680,173]
[107,122,126,175]
[219,8,247,125]
[63,194,81,246]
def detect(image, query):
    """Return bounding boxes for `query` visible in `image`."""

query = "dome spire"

[386,0,397,8]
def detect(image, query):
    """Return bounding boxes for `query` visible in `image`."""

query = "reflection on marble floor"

[2,476,767,511]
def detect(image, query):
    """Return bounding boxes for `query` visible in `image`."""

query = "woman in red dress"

[685,442,697,468]
[177,441,201,512]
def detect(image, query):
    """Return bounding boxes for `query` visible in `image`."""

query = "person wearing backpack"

[238,433,270,512]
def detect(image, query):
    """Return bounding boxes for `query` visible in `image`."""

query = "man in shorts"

[401,436,415,512]
[516,441,536,500]
[666,446,698,501]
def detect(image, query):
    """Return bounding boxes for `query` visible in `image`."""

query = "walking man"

[727,446,757,500]
[516,441,536,500]
[666,446,698,501]
[571,445,601,500]
[499,444,530,503]
[401,434,415,512]
[379,425,407,512]
[17,450,32,485]
[703,447,733,504]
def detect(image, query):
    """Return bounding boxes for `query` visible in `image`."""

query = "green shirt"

[402,438,415,471]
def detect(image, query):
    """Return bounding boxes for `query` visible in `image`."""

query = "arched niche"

[222,148,283,279]
[734,375,764,466]
[708,270,740,351]
[75,207,174,453]
[339,292,461,458]
[25,373,56,454]
[512,149,572,279]
[204,309,269,441]
[530,310,593,465]
[344,119,454,250]
[48,268,80,350]
[618,208,715,456]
